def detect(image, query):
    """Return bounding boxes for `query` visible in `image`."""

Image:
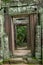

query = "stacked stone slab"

[35,25,41,61]
[42,28,43,64]
[0,9,4,62]
[0,9,10,61]
[0,0,1,9]
[41,15,43,63]
[3,33,10,60]
[40,13,43,63]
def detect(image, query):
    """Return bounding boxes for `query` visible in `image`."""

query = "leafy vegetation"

[2,0,11,3]
[16,26,27,47]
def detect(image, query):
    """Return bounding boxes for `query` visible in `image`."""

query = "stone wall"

[3,34,10,60]
[0,0,1,9]
[35,25,41,61]
[0,9,10,61]
[35,7,43,63]
[39,9,43,63]
[0,9,4,62]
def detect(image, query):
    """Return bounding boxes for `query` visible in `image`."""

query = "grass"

[0,61,3,65]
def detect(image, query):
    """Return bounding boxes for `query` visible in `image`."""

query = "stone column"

[29,14,38,56]
[27,17,30,49]
[10,19,15,55]
[30,14,35,56]
[40,13,43,64]
[0,11,4,62]
[3,34,10,60]
[35,25,41,61]
[0,0,1,9]
[42,27,43,63]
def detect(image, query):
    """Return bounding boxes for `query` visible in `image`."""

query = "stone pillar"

[27,17,30,49]
[42,27,43,63]
[35,25,41,61]
[40,13,43,64]
[3,34,10,60]
[30,14,35,56]
[29,14,38,56]
[10,19,15,55]
[4,13,15,55]
[0,9,5,62]
[0,0,1,9]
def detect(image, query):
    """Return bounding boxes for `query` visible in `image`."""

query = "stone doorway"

[4,13,38,56]
[13,17,29,50]
[12,17,31,57]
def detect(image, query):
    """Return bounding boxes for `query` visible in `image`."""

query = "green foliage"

[0,62,3,65]
[2,0,11,3]
[16,26,27,47]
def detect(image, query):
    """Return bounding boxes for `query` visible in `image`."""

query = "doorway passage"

[13,17,30,50]
[13,16,31,57]
[4,13,38,63]
[14,25,28,50]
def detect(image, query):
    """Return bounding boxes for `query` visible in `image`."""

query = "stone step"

[11,50,31,58]
[13,54,31,58]
[3,64,40,65]
[3,57,39,64]
[3,64,28,65]
[3,58,24,64]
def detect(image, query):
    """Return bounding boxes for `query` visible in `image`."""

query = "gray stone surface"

[35,25,41,60]
[0,9,10,61]
[40,9,43,63]
[3,34,10,59]
[0,10,4,60]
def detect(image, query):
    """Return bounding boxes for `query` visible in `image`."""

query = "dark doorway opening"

[13,17,29,50]
[15,25,28,50]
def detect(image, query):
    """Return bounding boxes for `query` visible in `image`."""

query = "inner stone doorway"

[13,17,30,50]
[12,17,31,58]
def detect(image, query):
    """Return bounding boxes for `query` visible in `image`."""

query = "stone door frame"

[4,13,38,56]
[13,17,30,49]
